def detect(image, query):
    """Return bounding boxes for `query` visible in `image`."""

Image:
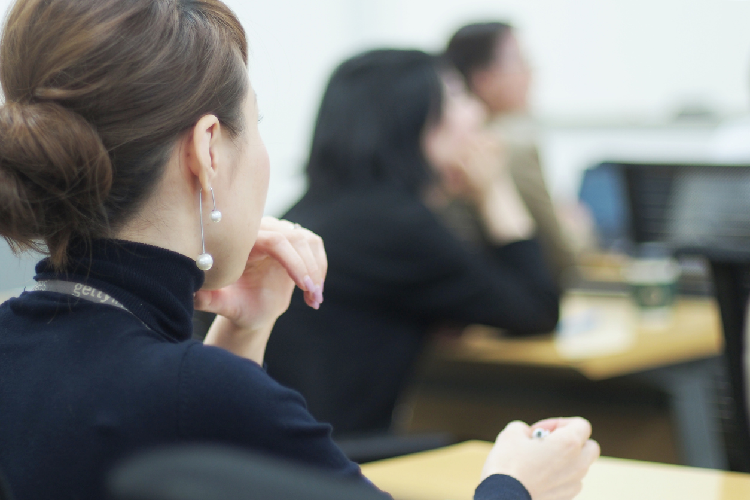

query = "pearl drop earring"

[196,187,220,271]
[209,187,222,223]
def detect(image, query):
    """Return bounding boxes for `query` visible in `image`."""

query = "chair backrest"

[620,162,750,253]
[707,256,750,473]
[108,445,389,500]
[614,161,750,472]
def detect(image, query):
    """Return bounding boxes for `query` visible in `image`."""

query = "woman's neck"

[115,160,202,263]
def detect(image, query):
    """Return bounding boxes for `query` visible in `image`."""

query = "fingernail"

[303,276,315,293]
[312,300,320,310]
[315,287,324,305]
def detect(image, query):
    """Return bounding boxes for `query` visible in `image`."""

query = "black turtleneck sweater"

[0,239,529,500]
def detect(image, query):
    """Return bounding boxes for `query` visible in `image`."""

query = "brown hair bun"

[0,101,112,265]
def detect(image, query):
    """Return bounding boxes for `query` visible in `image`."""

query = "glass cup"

[624,256,681,329]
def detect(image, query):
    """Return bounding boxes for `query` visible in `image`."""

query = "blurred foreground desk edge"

[361,441,750,500]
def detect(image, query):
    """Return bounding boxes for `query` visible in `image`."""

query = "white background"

[233,0,750,213]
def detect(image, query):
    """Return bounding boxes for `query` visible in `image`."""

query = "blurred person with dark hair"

[445,22,578,286]
[265,49,560,437]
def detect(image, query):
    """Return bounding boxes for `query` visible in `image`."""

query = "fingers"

[530,417,565,433]
[530,417,592,440]
[194,288,237,317]
[554,440,598,499]
[501,418,592,443]
[498,420,531,440]
[251,217,327,310]
[193,289,213,312]
[547,417,593,445]
[579,439,601,467]
[253,231,320,310]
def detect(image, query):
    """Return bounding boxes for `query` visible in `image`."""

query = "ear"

[185,114,223,191]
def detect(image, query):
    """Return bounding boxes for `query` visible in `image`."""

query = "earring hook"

[196,187,214,271]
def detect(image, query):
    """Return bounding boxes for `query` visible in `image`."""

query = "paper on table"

[554,297,635,359]
[576,456,729,500]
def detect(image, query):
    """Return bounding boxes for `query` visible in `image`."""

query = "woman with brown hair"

[0,1,597,499]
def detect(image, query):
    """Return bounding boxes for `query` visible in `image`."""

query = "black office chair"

[619,162,750,252]
[706,252,750,472]
[616,161,750,472]
[334,431,453,464]
[107,445,390,500]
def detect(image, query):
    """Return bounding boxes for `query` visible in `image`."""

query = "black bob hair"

[305,49,444,195]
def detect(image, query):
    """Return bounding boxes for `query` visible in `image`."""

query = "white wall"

[356,0,750,120]
[231,0,750,214]
[2,0,750,288]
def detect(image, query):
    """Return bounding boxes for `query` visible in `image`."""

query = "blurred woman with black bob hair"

[305,50,442,195]
[266,49,562,436]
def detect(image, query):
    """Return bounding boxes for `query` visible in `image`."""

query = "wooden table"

[362,441,750,500]
[411,292,727,468]
[431,291,723,380]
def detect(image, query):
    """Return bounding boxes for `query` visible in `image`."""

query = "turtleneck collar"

[34,240,205,342]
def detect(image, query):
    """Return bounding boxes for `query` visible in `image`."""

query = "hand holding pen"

[481,417,600,500]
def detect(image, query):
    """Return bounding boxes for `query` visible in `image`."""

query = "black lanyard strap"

[33,280,129,312]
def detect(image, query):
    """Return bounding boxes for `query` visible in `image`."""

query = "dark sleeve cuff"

[474,474,531,500]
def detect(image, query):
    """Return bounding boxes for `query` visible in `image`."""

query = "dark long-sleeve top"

[0,239,529,500]
[265,186,560,435]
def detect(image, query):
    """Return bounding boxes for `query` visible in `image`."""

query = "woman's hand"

[440,132,504,201]
[481,417,600,500]
[438,132,535,243]
[195,217,327,364]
